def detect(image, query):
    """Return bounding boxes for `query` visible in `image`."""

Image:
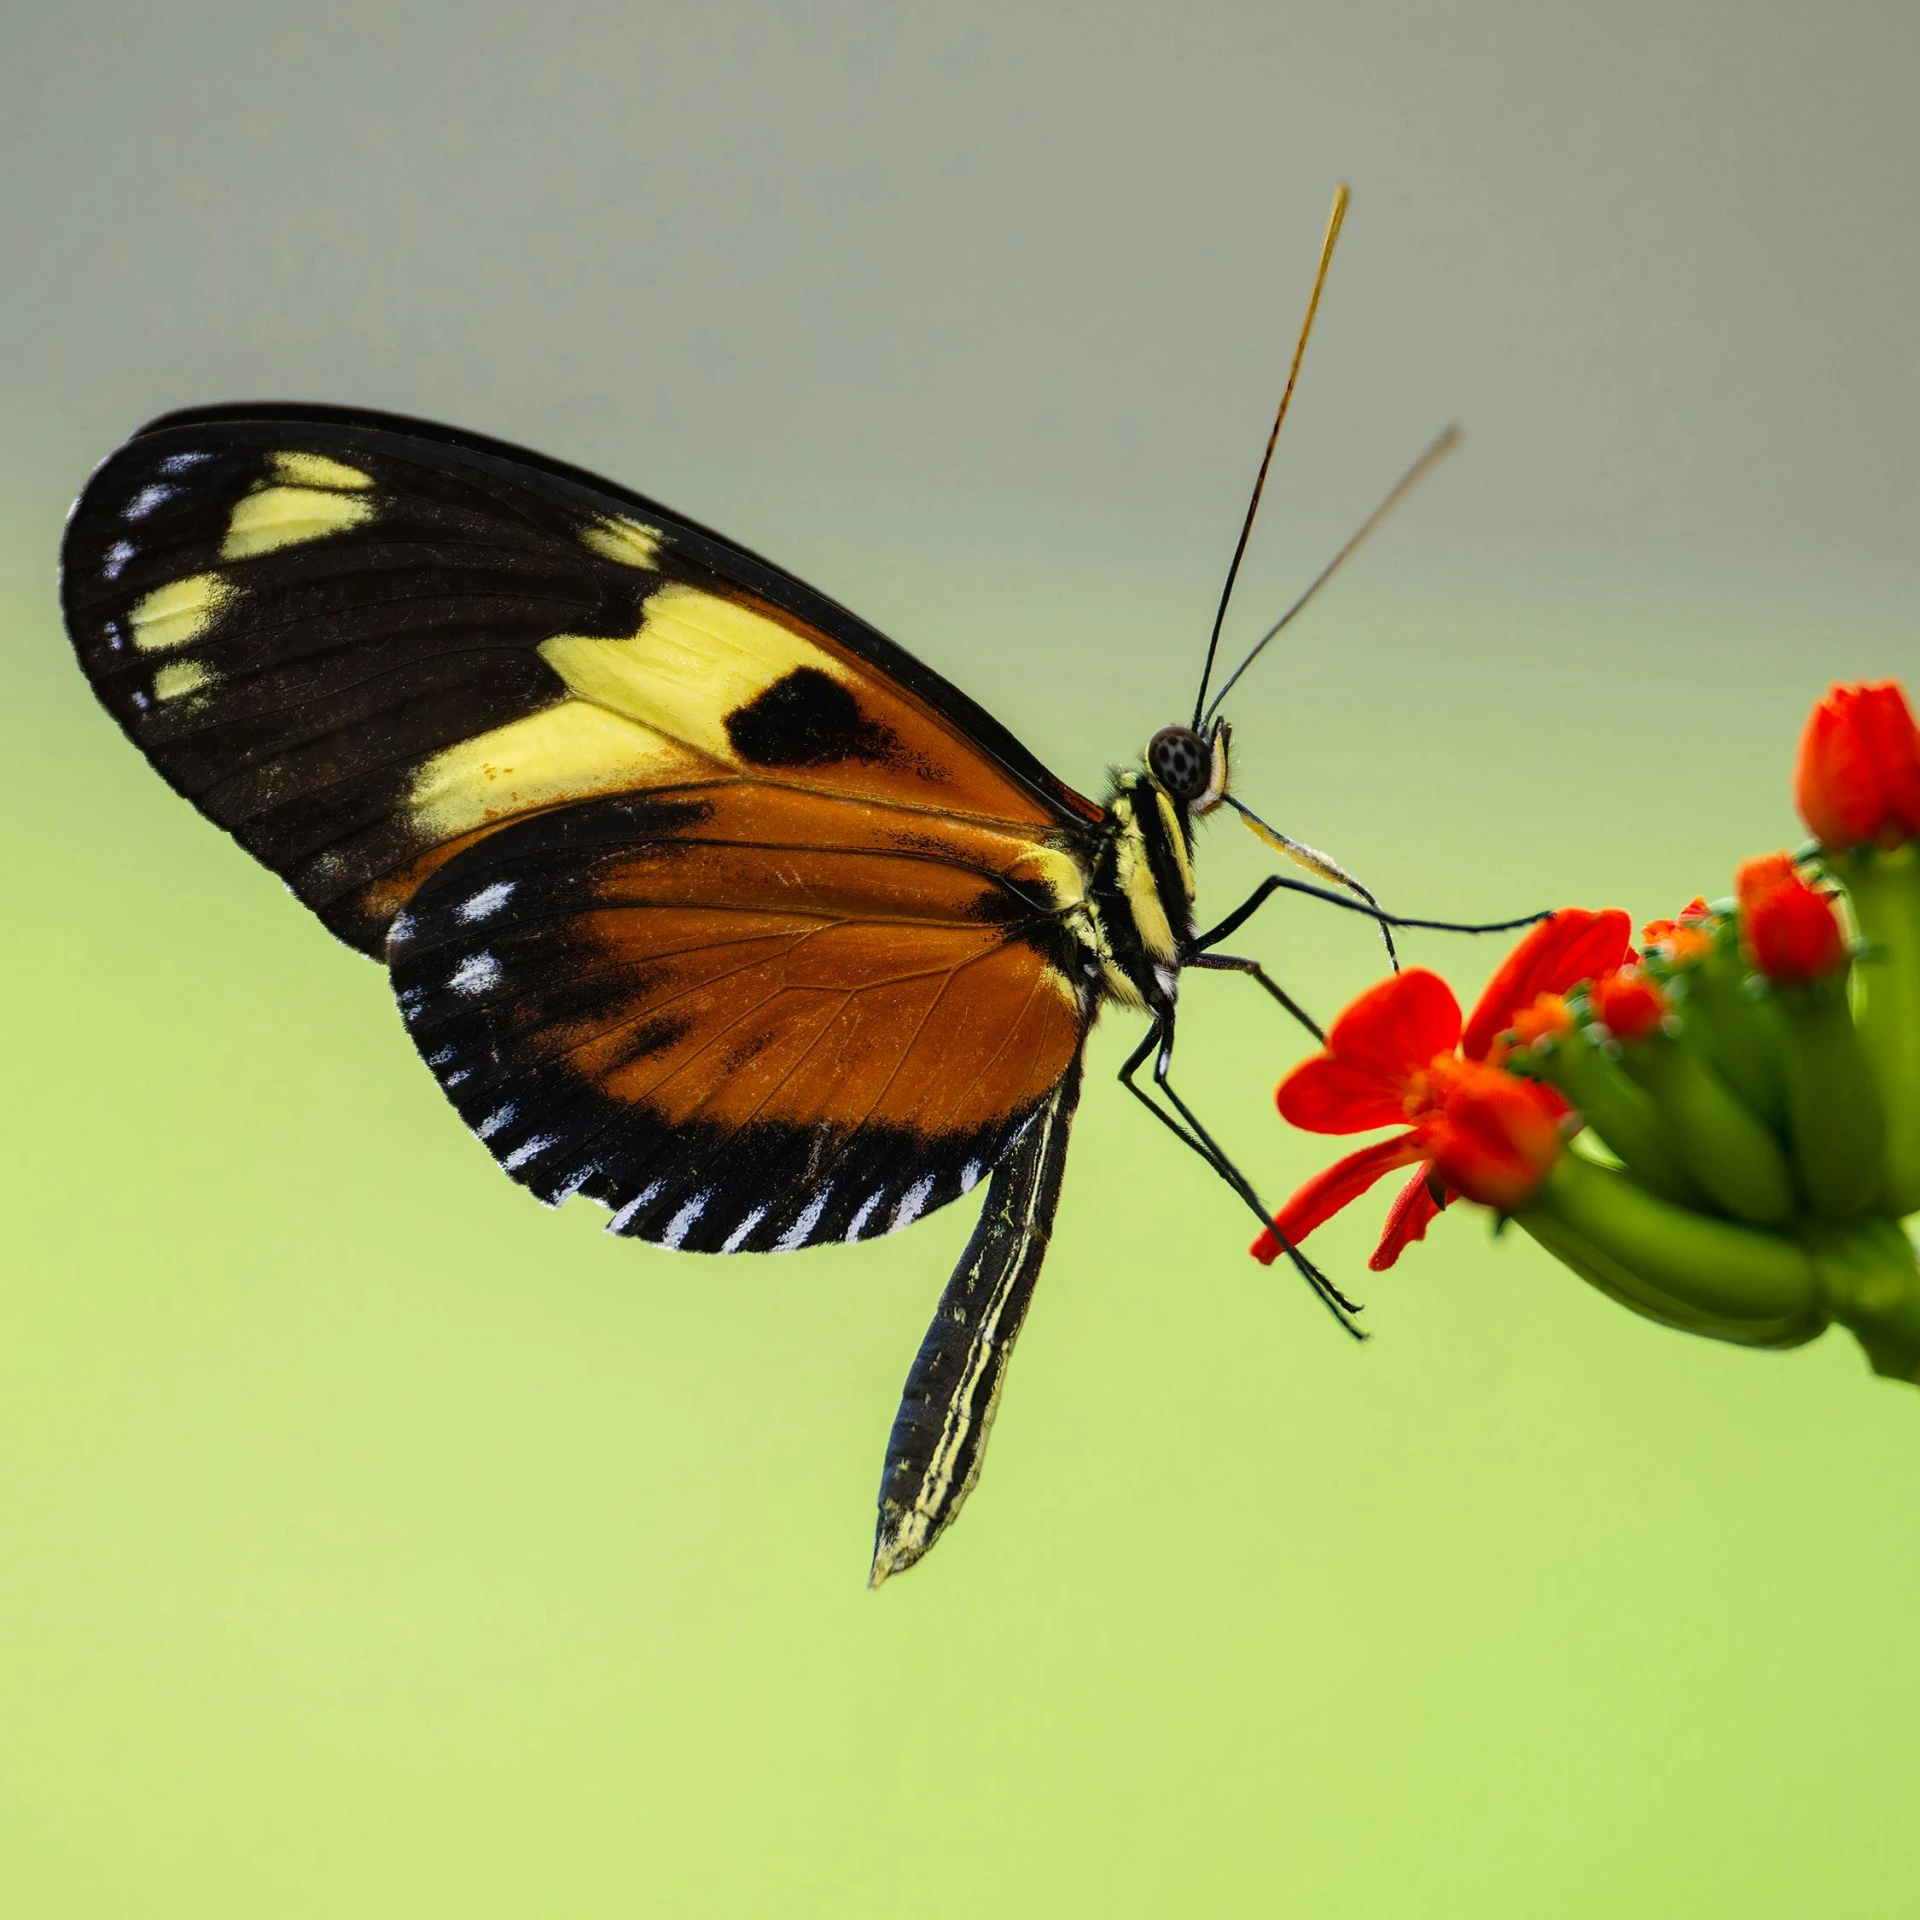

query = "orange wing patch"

[390,785,1091,1254]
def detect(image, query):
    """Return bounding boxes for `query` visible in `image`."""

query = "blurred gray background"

[6,0,1917,585]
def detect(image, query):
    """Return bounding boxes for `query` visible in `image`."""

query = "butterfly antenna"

[1202,424,1459,727]
[1192,183,1350,729]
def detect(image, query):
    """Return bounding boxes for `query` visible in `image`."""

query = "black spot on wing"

[723,667,902,768]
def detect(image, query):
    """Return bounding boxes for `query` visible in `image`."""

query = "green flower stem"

[1838,845,1920,1215]
[1517,1211,1823,1351]
[1618,1033,1797,1225]
[1805,1217,1920,1383]
[1523,1152,1822,1331]
[1529,1032,1703,1206]
[1771,970,1886,1219]
[1670,943,1788,1128]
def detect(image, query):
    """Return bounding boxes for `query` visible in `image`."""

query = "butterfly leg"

[871,1061,1084,1588]
[1184,949,1326,1044]
[1117,1016,1363,1334]
[1192,875,1548,956]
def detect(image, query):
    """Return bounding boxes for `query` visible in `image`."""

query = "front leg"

[1193,874,1548,956]
[1184,949,1325,1045]
[1118,1011,1362,1336]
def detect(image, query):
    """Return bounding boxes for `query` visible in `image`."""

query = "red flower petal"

[1419,1062,1564,1210]
[1278,1056,1423,1133]
[1590,966,1668,1041]
[1249,1132,1425,1264]
[1795,681,1920,851]
[1736,852,1847,983]
[1462,908,1635,1062]
[1369,1171,1445,1270]
[1324,968,1462,1080]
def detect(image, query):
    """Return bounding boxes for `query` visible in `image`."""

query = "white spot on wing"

[103,540,134,580]
[388,912,415,945]
[159,451,211,474]
[395,984,427,1022]
[846,1190,886,1242]
[503,1134,557,1171]
[477,1103,517,1139]
[448,952,500,996]
[609,1180,664,1234]
[124,484,176,519]
[456,881,516,923]
[426,1046,456,1067]
[551,1163,598,1205]
[959,1159,984,1194]
[102,620,124,652]
[661,1190,712,1250]
[719,1206,768,1254]
[444,1069,469,1087]
[891,1176,935,1232]
[773,1185,833,1253]
[129,688,150,711]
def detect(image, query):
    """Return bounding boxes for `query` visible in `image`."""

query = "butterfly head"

[1145,720,1230,816]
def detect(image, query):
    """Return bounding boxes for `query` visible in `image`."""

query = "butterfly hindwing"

[62,404,1100,956]
[389,783,1091,1253]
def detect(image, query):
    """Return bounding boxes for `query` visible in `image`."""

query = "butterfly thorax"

[1077,771,1198,1014]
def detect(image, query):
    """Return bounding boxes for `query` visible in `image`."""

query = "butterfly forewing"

[62,404,1099,957]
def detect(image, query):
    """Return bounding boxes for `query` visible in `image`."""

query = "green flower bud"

[1772,969,1886,1220]
[1526,1028,1702,1206]
[1617,1032,1797,1226]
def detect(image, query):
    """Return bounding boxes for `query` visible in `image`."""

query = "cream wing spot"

[152,658,214,702]
[406,699,711,843]
[103,541,135,580]
[129,574,232,652]
[221,484,376,560]
[540,585,851,768]
[580,514,666,571]
[270,451,373,490]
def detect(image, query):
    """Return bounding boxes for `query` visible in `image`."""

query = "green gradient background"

[5,5,1920,1915]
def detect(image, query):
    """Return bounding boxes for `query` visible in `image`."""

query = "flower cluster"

[1257,679,1920,1383]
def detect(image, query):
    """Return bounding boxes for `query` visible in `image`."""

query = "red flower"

[1794,680,1920,852]
[1253,908,1631,1270]
[1736,852,1847,984]
[1641,897,1717,967]
[1590,965,1669,1041]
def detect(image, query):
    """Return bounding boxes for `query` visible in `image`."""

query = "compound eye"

[1147,725,1211,801]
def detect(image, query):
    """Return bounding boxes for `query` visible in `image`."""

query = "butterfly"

[60,189,1530,1582]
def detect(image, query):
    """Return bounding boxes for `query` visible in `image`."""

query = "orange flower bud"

[1793,680,1920,851]
[1506,992,1574,1050]
[1591,966,1669,1040]
[1420,1060,1563,1211]
[1736,852,1847,985]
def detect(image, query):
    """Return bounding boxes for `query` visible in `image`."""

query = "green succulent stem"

[1520,1153,1822,1335]
[1805,1217,1920,1383]
[1617,1032,1797,1225]
[1528,1031,1703,1206]
[1836,845,1920,1214]
[1772,969,1886,1220]
[1674,937,1789,1127]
